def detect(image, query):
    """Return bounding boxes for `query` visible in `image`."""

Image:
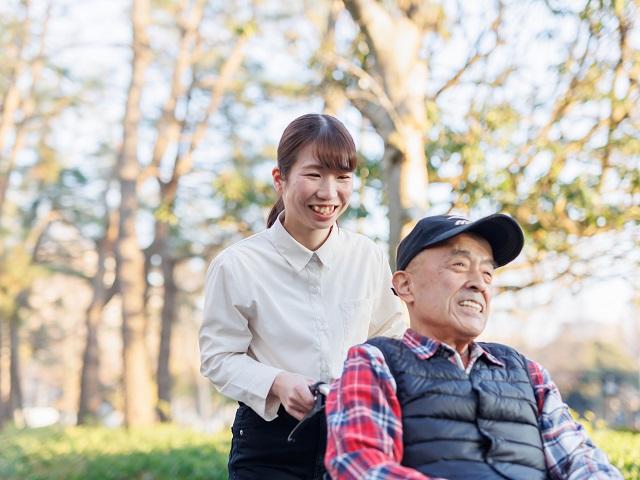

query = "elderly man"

[325,214,621,479]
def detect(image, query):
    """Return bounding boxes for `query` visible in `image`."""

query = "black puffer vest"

[367,337,548,480]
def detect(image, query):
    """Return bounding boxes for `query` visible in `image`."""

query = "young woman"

[199,113,407,479]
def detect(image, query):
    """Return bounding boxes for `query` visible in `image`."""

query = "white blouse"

[199,216,408,420]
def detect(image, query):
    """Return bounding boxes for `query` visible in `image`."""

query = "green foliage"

[419,0,640,262]
[581,417,640,479]
[154,202,179,226]
[212,163,274,223]
[0,423,638,479]
[592,429,640,479]
[0,246,43,317]
[0,425,230,480]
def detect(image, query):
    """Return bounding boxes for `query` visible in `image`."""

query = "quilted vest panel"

[367,337,548,480]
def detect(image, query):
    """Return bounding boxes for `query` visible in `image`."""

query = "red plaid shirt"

[325,329,622,479]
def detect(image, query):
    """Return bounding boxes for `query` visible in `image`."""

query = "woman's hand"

[270,371,315,420]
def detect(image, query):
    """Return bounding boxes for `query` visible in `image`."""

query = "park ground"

[0,421,638,479]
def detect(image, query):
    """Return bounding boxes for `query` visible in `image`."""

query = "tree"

[77,196,118,425]
[115,0,156,427]
[141,0,255,421]
[423,0,640,288]
[314,0,505,265]
[324,0,431,264]
[314,0,638,276]
[0,0,73,426]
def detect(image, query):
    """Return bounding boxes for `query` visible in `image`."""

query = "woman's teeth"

[311,205,336,215]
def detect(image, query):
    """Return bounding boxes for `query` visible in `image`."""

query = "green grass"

[586,427,640,479]
[0,424,230,480]
[0,423,638,479]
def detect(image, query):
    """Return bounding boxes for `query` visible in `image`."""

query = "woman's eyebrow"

[299,163,324,170]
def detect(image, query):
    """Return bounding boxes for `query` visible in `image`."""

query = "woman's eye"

[338,175,352,180]
[305,173,321,178]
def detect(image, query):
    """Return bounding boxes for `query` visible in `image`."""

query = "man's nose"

[465,269,489,292]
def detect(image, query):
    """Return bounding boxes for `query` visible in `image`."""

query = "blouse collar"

[268,212,339,271]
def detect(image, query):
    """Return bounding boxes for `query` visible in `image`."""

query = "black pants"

[228,403,327,480]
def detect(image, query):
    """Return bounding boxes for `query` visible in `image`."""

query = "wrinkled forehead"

[445,232,494,255]
[410,233,495,270]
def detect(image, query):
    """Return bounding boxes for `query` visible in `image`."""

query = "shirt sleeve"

[325,344,436,480]
[199,254,283,420]
[367,248,408,339]
[527,360,623,480]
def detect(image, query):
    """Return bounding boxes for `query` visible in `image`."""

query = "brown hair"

[267,113,357,227]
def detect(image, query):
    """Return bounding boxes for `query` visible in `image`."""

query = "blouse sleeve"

[367,247,408,339]
[199,254,283,420]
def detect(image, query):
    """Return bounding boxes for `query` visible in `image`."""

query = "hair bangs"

[311,123,357,172]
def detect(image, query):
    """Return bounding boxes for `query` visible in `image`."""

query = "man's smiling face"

[399,233,496,350]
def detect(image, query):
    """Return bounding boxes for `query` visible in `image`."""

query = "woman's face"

[272,143,353,249]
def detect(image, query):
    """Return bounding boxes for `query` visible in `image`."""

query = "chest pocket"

[340,298,373,354]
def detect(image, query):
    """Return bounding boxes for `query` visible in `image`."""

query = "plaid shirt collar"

[402,328,505,368]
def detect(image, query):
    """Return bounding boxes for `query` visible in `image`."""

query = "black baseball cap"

[396,213,524,271]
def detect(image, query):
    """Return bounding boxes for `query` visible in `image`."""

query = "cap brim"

[428,214,524,267]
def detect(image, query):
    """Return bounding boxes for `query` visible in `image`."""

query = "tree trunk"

[115,0,155,427]
[77,230,114,424]
[0,316,6,425]
[148,22,251,422]
[152,175,179,423]
[77,301,101,424]
[8,311,23,426]
[341,0,430,263]
[156,238,175,422]
[0,0,29,156]
[384,147,404,267]
[118,188,155,426]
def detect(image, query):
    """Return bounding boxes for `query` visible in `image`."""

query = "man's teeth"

[311,205,336,215]
[459,300,483,312]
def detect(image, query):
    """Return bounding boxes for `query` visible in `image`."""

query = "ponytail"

[267,197,284,228]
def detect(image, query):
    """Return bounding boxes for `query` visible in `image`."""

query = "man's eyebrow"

[448,248,497,268]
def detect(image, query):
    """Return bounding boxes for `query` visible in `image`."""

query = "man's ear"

[272,167,284,195]
[392,271,413,303]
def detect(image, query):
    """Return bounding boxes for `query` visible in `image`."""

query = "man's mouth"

[310,205,338,215]
[458,299,483,313]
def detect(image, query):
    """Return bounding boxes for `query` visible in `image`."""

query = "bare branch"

[598,8,632,192]
[324,52,402,133]
[0,1,31,154]
[174,28,253,179]
[509,14,596,174]
[433,1,504,99]
[140,0,206,184]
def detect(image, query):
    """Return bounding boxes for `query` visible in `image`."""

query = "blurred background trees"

[0,0,638,430]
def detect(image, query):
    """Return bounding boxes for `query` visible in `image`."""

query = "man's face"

[395,233,495,349]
